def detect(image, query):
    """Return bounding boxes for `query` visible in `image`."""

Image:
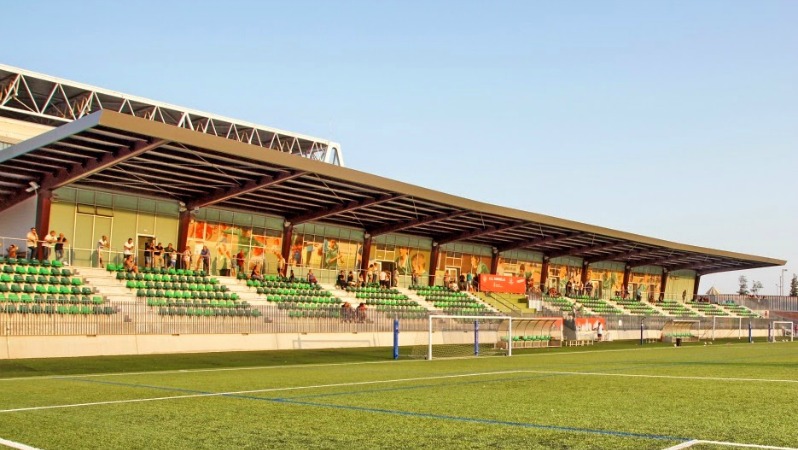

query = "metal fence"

[0,303,436,336]
[0,303,779,338]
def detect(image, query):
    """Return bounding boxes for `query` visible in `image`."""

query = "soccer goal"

[771,321,794,342]
[404,315,513,360]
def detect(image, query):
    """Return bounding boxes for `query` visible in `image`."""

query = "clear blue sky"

[5,0,797,294]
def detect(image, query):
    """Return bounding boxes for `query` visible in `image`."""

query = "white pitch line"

[662,439,798,450]
[0,343,710,382]
[0,437,42,450]
[524,370,798,384]
[0,369,527,414]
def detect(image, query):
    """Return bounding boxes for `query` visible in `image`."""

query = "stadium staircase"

[407,285,499,315]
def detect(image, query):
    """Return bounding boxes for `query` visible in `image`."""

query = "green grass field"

[0,341,796,449]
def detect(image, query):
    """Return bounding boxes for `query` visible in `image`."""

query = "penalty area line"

[0,369,527,414]
[663,439,798,450]
[0,436,42,450]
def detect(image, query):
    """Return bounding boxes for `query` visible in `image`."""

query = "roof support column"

[35,189,52,261]
[176,210,191,267]
[360,234,373,278]
[659,269,668,301]
[580,260,589,284]
[428,245,441,287]
[539,257,549,293]
[490,251,500,275]
[622,265,632,298]
[281,222,293,276]
[692,274,701,302]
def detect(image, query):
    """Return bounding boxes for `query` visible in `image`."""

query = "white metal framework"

[426,314,513,360]
[0,63,343,165]
[771,321,794,342]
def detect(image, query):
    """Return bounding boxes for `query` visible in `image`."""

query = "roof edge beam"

[435,220,527,247]
[287,193,404,225]
[367,210,468,238]
[584,248,657,265]
[497,232,582,254]
[0,137,168,212]
[187,170,307,210]
[546,241,624,260]
[630,254,697,269]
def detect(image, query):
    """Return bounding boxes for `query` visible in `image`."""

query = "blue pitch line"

[267,397,689,443]
[61,375,689,443]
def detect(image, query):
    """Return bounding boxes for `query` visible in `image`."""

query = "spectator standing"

[153,242,164,269]
[43,230,56,261]
[182,247,192,270]
[55,233,67,262]
[25,227,38,260]
[235,250,245,276]
[164,243,175,269]
[143,241,153,268]
[97,235,109,268]
[199,245,210,273]
[123,238,135,262]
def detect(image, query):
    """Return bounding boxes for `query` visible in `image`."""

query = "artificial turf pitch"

[0,340,796,449]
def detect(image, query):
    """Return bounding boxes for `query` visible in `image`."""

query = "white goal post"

[425,314,513,360]
[771,321,794,342]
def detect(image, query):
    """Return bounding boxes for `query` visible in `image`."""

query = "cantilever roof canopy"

[0,110,786,275]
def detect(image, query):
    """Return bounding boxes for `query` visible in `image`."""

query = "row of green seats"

[146,298,247,308]
[0,257,63,267]
[156,307,261,317]
[1,294,102,304]
[255,286,328,296]
[107,264,207,276]
[125,280,226,291]
[137,289,238,300]
[265,295,340,304]
[1,274,81,285]
[0,284,91,296]
[2,304,114,315]
[361,298,419,306]
[3,265,72,276]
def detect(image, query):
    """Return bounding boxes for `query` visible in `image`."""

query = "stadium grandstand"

[0,63,791,359]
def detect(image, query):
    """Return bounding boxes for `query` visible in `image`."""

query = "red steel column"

[622,265,632,298]
[281,222,293,272]
[660,269,668,301]
[428,245,441,286]
[360,234,372,275]
[35,189,52,261]
[539,257,549,293]
[176,210,191,264]
[692,274,701,301]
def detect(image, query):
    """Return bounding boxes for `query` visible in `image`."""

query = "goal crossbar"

[427,315,513,360]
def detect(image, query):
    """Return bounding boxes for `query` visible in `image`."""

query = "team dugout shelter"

[0,64,786,300]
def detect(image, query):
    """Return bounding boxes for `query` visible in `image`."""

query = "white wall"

[0,195,37,249]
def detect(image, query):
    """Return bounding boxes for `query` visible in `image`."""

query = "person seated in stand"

[341,301,354,322]
[7,244,18,259]
[358,271,366,287]
[250,266,264,281]
[287,269,295,283]
[347,271,356,287]
[336,270,346,289]
[307,269,317,285]
[123,255,139,274]
[356,302,367,323]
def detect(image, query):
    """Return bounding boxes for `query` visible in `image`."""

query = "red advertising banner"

[479,274,527,294]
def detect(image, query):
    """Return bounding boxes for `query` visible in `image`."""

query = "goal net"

[400,315,513,360]
[771,321,794,342]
